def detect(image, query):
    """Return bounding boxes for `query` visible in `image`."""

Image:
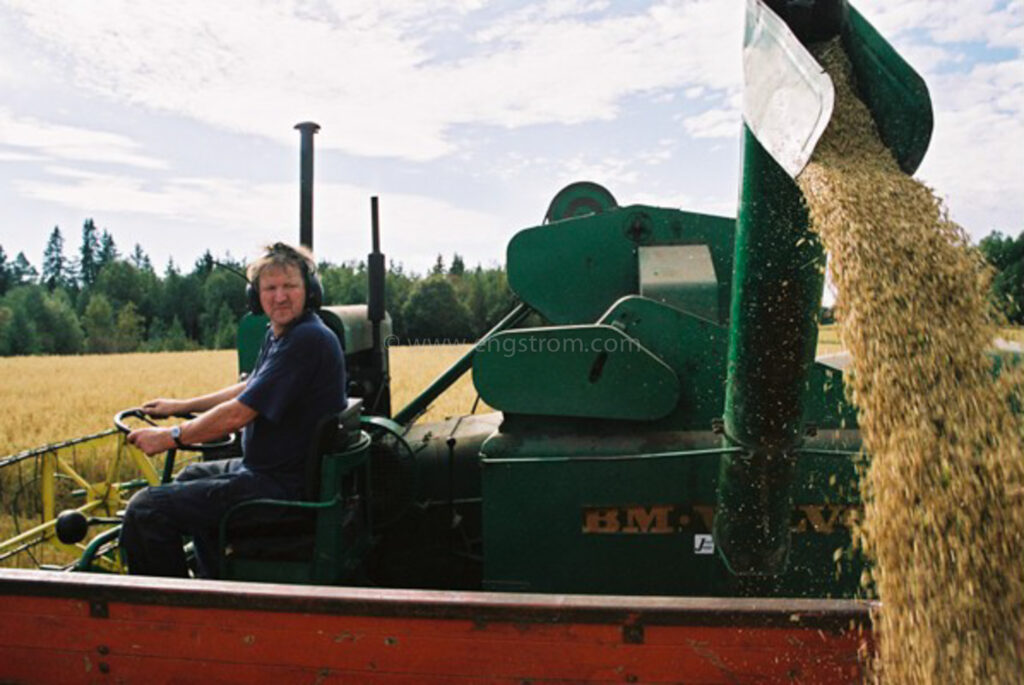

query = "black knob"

[55,510,89,544]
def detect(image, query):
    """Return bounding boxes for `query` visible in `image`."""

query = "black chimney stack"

[367,196,390,415]
[294,122,320,250]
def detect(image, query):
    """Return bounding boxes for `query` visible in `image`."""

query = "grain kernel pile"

[796,40,1024,683]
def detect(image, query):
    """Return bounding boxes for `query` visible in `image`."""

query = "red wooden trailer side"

[0,569,872,683]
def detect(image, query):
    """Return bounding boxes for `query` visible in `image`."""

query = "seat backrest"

[304,398,363,500]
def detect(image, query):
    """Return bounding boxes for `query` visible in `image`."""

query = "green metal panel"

[507,206,735,326]
[321,305,392,355]
[842,4,932,174]
[237,313,269,375]
[600,296,728,431]
[480,427,863,598]
[724,128,825,451]
[473,325,680,421]
[543,181,618,223]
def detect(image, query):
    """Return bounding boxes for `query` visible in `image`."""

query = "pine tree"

[11,252,37,286]
[193,250,214,278]
[430,254,445,276]
[98,230,118,268]
[449,253,466,277]
[0,245,10,295]
[130,243,153,272]
[41,226,69,291]
[79,219,101,287]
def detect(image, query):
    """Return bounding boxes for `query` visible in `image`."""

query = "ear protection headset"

[246,243,324,315]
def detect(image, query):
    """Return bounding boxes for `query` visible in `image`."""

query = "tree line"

[1,220,1021,357]
[0,220,516,356]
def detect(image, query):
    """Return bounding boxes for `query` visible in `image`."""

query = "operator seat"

[217,398,370,584]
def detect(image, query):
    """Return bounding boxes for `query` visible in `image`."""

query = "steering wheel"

[114,408,236,454]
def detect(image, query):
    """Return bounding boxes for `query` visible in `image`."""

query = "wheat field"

[0,345,486,459]
[2,329,1021,458]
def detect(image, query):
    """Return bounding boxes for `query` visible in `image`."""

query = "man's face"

[259,263,306,334]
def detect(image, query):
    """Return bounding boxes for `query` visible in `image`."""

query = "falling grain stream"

[796,39,1024,683]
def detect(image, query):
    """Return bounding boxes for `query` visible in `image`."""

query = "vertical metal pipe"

[714,2,841,576]
[716,126,825,577]
[368,197,385,324]
[294,122,320,250]
[371,197,382,253]
[367,196,389,415]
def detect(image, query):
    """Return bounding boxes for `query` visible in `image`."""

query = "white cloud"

[846,1,1023,239]
[2,0,742,161]
[11,166,508,273]
[681,107,740,139]
[857,0,1023,49]
[0,108,167,169]
[0,0,1019,270]
[0,149,47,162]
[917,60,1024,234]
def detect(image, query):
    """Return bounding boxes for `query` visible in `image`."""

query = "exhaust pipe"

[294,121,320,250]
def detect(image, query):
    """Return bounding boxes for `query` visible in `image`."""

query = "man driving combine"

[121,242,346,578]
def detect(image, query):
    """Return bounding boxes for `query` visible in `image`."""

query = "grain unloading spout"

[744,0,932,178]
[715,0,932,576]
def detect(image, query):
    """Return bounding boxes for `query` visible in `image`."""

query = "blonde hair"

[247,242,316,285]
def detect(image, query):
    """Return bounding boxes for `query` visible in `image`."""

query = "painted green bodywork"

[716,126,827,575]
[480,422,862,597]
[475,325,680,421]
[219,431,372,585]
[237,312,269,375]
[842,4,932,175]
[506,206,735,326]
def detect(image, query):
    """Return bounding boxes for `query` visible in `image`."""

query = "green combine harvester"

[1,1,1007,682]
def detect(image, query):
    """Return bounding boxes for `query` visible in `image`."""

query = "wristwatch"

[170,424,185,449]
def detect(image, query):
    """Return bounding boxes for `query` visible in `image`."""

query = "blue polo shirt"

[237,311,346,495]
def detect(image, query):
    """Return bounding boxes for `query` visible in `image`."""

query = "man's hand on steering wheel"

[127,426,177,456]
[117,406,237,457]
[140,398,188,419]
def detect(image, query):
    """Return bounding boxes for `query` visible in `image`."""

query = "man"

[121,242,346,578]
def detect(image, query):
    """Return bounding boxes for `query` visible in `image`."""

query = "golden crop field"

[2,329,1022,458]
[0,345,486,461]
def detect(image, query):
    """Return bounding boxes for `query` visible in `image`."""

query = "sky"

[0,0,1021,282]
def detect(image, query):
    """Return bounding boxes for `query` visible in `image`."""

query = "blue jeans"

[119,458,290,578]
